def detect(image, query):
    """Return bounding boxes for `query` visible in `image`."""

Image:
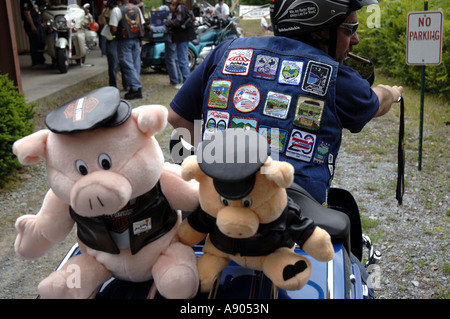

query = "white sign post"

[407,10,443,65]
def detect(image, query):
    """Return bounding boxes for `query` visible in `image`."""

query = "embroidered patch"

[253,54,279,80]
[259,126,288,153]
[208,79,232,109]
[263,91,292,119]
[278,60,303,85]
[302,61,332,96]
[203,110,230,139]
[103,203,133,233]
[233,84,261,113]
[313,140,330,164]
[292,96,325,131]
[286,129,317,162]
[230,117,258,131]
[222,49,254,76]
[133,218,152,235]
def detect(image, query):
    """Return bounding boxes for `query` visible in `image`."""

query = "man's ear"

[311,29,330,40]
[181,155,205,182]
[12,130,50,165]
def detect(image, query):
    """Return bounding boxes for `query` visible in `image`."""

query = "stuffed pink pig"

[12,87,199,299]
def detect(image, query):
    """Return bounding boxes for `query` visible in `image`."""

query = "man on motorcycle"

[214,0,230,20]
[168,0,403,206]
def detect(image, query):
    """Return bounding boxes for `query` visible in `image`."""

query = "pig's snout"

[216,206,259,239]
[70,172,132,217]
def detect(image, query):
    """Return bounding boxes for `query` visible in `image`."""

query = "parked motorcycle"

[195,15,243,66]
[141,4,243,72]
[42,3,99,73]
[141,30,200,72]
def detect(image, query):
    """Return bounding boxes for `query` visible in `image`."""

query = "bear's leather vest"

[187,198,316,256]
[70,181,177,255]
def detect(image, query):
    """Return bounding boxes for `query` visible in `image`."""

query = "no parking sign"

[406,10,443,65]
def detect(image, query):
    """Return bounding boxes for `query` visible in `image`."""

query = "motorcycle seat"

[287,183,351,254]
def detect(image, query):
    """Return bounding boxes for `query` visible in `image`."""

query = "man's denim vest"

[201,37,341,204]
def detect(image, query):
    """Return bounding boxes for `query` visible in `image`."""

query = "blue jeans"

[165,39,182,84]
[106,39,127,88]
[117,38,142,91]
[176,41,190,83]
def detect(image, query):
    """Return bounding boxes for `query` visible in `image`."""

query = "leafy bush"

[0,74,36,187]
[355,0,449,100]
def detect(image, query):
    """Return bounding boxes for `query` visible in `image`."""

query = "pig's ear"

[131,105,168,136]
[181,155,205,182]
[261,157,294,189]
[12,129,50,165]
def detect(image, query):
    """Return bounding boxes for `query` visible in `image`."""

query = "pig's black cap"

[197,129,270,200]
[45,86,131,134]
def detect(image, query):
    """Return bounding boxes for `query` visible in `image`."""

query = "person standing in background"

[150,0,182,87]
[109,0,144,99]
[20,0,46,68]
[99,0,129,89]
[164,0,196,88]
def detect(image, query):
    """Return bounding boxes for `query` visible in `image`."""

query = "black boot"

[125,88,142,99]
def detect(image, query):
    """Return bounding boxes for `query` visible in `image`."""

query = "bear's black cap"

[197,129,270,200]
[45,86,131,134]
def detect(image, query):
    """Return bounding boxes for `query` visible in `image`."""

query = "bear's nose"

[216,206,259,239]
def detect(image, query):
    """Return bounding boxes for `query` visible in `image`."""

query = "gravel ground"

[0,74,448,299]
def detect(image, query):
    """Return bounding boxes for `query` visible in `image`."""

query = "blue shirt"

[171,37,379,204]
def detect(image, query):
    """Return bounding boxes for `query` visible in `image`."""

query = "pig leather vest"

[201,37,341,204]
[70,181,177,255]
[116,3,144,40]
[187,198,316,256]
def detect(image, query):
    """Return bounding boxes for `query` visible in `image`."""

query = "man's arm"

[372,84,403,117]
[109,7,120,35]
[168,107,196,145]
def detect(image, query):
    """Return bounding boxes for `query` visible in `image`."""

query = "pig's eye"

[75,159,89,176]
[220,196,231,206]
[241,196,252,208]
[98,153,112,170]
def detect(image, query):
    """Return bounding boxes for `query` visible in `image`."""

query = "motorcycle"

[52,53,383,300]
[195,15,244,66]
[141,29,200,72]
[141,3,243,72]
[42,3,99,73]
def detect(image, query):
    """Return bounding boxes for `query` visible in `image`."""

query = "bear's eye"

[220,196,231,206]
[75,159,89,176]
[98,153,112,170]
[241,196,252,208]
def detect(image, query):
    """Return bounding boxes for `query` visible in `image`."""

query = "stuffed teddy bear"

[13,87,199,299]
[177,128,334,293]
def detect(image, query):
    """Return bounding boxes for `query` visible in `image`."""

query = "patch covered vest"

[116,3,144,40]
[201,37,342,204]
